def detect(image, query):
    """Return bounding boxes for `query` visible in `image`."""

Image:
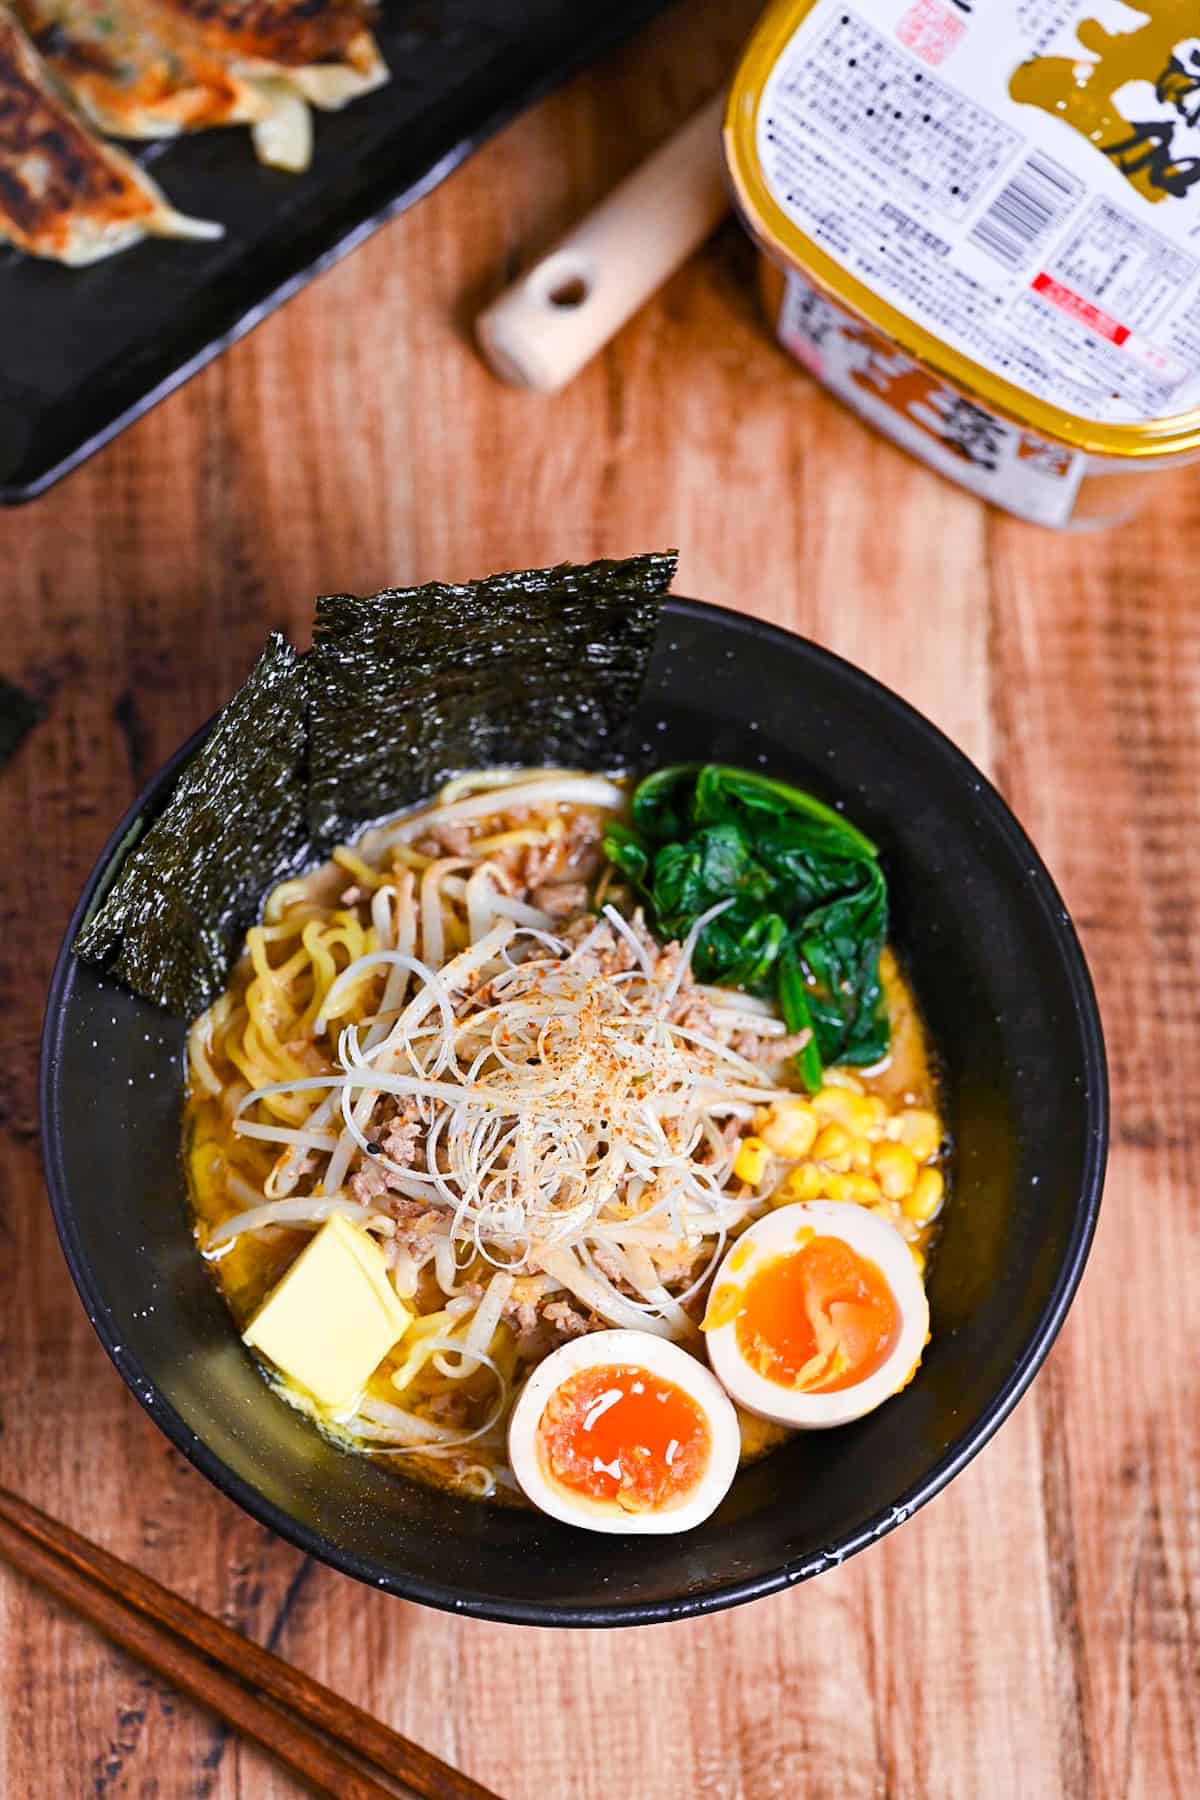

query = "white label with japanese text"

[759,1,1200,423]
[777,270,1087,523]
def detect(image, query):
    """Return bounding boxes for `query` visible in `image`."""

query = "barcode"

[968,152,1083,272]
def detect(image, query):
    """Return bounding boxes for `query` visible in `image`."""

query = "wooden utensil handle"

[476,91,729,393]
[0,1512,395,1800]
[0,1485,500,1800]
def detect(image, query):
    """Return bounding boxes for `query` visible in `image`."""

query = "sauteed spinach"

[604,765,889,1090]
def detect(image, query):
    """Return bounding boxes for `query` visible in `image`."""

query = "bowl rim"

[39,594,1108,1627]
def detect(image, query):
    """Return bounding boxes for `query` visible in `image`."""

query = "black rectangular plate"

[0,0,674,504]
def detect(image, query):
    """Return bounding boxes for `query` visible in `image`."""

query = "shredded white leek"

[205,1195,385,1252]
[230,912,790,1323]
[195,771,817,1486]
[378,775,625,843]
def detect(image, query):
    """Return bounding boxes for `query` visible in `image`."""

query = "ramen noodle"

[725,0,1200,527]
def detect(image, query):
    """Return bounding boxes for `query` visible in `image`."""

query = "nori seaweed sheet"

[306,553,676,847]
[74,634,309,1016]
[0,674,42,767]
[73,553,673,1015]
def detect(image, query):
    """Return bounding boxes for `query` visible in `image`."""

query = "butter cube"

[242,1216,411,1410]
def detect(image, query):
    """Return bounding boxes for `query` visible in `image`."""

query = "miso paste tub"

[725,0,1200,527]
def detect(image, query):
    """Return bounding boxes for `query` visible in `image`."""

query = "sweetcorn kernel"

[897,1108,941,1163]
[836,1093,889,1137]
[733,1137,771,1186]
[873,1141,918,1200]
[909,1244,927,1278]
[760,1101,819,1158]
[775,1162,825,1204]
[903,1166,945,1224]
[812,1123,853,1170]
[821,1068,865,1094]
[856,1095,890,1139]
[812,1088,855,1127]
[813,1087,887,1137]
[849,1135,875,1174]
[823,1171,881,1204]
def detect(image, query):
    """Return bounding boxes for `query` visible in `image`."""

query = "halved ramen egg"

[703,1202,930,1429]
[507,1329,741,1534]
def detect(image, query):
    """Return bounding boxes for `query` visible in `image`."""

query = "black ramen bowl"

[41,597,1107,1626]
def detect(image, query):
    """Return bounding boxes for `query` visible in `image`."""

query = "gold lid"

[725,0,1200,461]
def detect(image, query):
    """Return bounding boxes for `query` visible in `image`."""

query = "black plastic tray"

[0,0,674,503]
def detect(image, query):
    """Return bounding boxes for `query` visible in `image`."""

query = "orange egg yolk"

[536,1364,712,1513]
[730,1237,899,1393]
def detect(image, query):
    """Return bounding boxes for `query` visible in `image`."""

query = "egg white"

[704,1201,930,1429]
[507,1328,741,1534]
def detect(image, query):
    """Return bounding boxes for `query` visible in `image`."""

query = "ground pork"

[379,1117,422,1168]
[589,1242,631,1289]
[562,811,603,874]
[647,1242,705,1287]
[388,1195,437,1229]
[348,1150,432,1205]
[423,1387,473,1424]
[542,1300,592,1338]
[373,1193,441,1260]
[600,940,640,977]
[348,1162,386,1204]
[531,881,589,919]
[590,910,659,976]
[501,1276,549,1339]
[695,1115,747,1169]
[507,1298,541,1338]
[345,1166,444,1252]
[500,1280,597,1361]
[517,811,603,892]
[669,991,714,1035]
[519,839,558,890]
[413,823,472,857]
[559,915,606,951]
[652,940,684,989]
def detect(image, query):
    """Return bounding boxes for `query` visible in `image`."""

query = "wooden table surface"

[1,3,1197,1795]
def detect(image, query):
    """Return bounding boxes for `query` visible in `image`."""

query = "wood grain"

[0,1,1196,1794]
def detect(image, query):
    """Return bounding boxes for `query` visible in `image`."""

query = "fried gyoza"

[0,9,220,263]
[14,0,387,171]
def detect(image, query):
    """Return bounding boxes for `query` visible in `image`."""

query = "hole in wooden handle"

[548,275,590,309]
[531,254,594,314]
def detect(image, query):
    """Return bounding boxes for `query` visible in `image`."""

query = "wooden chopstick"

[0,1485,501,1800]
